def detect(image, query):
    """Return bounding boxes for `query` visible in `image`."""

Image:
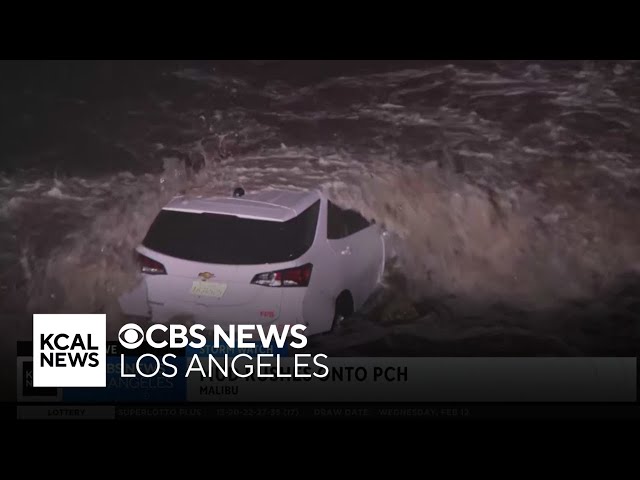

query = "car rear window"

[142,200,320,264]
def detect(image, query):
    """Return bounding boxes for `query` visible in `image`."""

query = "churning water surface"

[2,60,640,355]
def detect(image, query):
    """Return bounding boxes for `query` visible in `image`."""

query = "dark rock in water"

[186,152,205,173]
[201,136,237,160]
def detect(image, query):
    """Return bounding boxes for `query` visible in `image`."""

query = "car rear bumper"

[119,278,314,331]
[146,294,305,329]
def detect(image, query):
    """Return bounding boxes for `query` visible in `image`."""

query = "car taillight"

[137,253,166,275]
[251,263,313,287]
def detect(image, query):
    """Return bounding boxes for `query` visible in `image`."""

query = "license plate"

[190,281,227,298]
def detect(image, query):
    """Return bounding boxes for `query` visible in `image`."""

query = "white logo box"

[33,314,106,388]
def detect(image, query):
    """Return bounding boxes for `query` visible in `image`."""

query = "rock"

[186,152,205,173]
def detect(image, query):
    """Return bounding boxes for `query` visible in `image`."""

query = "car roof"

[162,188,322,222]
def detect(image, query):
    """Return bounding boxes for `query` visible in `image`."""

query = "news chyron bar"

[16,315,639,420]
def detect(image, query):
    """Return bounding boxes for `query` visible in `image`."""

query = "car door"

[326,201,383,309]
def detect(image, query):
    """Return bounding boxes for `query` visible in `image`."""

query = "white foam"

[44,186,83,200]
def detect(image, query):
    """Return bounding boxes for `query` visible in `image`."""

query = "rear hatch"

[137,200,319,313]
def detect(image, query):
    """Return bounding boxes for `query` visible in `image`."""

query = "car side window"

[327,200,372,239]
[327,201,347,239]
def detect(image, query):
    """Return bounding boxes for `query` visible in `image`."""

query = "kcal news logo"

[33,314,106,387]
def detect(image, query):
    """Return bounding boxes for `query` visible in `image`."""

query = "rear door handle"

[341,246,352,256]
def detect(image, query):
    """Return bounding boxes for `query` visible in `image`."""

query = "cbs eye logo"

[118,324,145,349]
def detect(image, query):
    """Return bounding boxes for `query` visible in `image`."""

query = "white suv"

[119,188,386,335]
